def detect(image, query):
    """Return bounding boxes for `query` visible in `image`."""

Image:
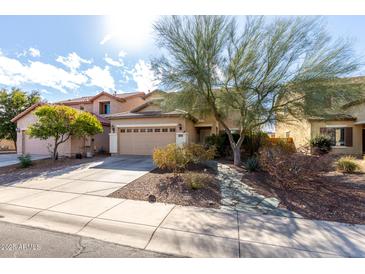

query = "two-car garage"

[118,126,177,155]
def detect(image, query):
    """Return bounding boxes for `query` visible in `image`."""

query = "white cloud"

[56,52,92,71]
[29,47,40,57]
[118,50,127,58]
[84,65,115,91]
[104,54,124,67]
[100,34,113,45]
[0,52,88,93]
[131,59,160,91]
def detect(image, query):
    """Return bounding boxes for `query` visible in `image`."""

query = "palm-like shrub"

[336,156,360,173]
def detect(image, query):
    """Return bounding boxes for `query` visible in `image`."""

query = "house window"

[155,128,161,132]
[99,102,111,114]
[162,128,168,132]
[133,129,139,133]
[320,127,353,147]
[169,128,176,132]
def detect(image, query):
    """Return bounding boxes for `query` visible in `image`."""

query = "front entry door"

[363,129,365,154]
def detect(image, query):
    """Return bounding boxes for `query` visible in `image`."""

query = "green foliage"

[246,157,259,172]
[336,156,360,173]
[310,135,332,154]
[18,154,32,168]
[0,88,41,146]
[152,16,361,165]
[27,105,103,159]
[183,172,210,190]
[153,144,215,172]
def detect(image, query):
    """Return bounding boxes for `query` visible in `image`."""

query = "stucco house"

[11,90,239,156]
[276,91,365,156]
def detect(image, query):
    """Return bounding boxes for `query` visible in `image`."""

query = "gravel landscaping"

[109,164,221,208]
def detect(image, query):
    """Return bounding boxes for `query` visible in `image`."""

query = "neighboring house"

[276,93,365,156]
[11,89,240,156]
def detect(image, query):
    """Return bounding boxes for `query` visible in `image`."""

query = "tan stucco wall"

[138,104,162,112]
[275,119,312,149]
[91,95,144,114]
[65,103,93,112]
[310,120,363,155]
[123,96,145,111]
[346,102,365,121]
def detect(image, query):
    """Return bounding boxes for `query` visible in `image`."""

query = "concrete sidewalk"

[0,154,49,168]
[0,184,364,257]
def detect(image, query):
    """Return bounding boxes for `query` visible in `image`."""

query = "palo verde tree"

[152,16,362,165]
[27,105,103,160]
[0,88,41,148]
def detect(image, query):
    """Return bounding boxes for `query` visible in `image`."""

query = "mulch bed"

[109,164,221,208]
[0,155,108,185]
[241,167,365,225]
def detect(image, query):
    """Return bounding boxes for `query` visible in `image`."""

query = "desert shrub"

[310,135,332,154]
[18,154,32,168]
[246,157,259,172]
[185,143,216,163]
[258,146,334,189]
[336,156,360,173]
[153,144,216,172]
[153,144,189,172]
[266,138,296,154]
[183,172,210,190]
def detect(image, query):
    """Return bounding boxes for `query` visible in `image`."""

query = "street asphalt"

[0,221,175,258]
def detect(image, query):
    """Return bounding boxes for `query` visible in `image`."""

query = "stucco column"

[109,133,117,153]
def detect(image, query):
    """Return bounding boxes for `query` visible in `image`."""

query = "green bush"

[153,144,215,172]
[310,135,332,154]
[184,172,210,190]
[246,156,259,172]
[336,156,360,173]
[18,154,32,168]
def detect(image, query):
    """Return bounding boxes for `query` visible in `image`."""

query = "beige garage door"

[118,127,176,155]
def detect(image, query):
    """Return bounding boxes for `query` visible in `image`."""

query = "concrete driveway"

[0,154,49,168]
[13,155,154,197]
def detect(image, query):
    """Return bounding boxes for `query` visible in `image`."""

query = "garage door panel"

[119,128,176,155]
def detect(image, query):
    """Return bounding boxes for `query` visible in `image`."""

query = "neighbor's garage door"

[118,127,176,155]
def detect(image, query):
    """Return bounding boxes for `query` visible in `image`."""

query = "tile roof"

[56,91,145,104]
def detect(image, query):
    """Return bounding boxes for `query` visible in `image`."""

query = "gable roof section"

[11,102,45,122]
[129,99,163,113]
[143,90,166,100]
[56,91,146,105]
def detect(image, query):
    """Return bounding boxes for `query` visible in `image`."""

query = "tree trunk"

[233,146,241,166]
[53,143,59,160]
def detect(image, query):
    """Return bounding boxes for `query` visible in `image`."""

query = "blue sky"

[0,15,365,103]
